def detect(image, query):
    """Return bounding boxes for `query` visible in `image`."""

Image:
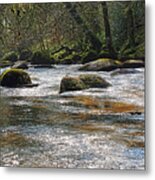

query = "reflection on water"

[0,65,144,169]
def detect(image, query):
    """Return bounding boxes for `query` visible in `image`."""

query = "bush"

[2,51,18,62]
[19,50,33,61]
[31,51,52,65]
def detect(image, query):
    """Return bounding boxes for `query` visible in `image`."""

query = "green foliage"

[19,49,33,61]
[0,1,145,62]
[31,51,52,64]
[0,60,13,68]
[1,51,18,62]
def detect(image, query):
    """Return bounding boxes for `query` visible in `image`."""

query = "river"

[0,65,145,169]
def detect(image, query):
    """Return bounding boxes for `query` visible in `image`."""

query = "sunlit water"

[0,65,144,169]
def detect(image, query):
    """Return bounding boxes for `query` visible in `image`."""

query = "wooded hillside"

[0,1,145,64]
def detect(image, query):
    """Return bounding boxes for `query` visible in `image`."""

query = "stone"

[122,59,144,68]
[79,58,121,71]
[0,68,32,88]
[60,74,111,93]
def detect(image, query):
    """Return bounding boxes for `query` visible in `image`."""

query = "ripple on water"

[0,66,144,169]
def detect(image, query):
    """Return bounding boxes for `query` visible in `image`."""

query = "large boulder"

[122,59,144,68]
[60,77,85,93]
[79,58,121,71]
[0,69,32,87]
[60,74,111,93]
[31,51,52,65]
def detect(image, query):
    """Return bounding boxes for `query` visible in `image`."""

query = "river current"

[0,65,145,169]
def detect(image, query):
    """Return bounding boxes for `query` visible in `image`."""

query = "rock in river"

[79,58,121,71]
[60,74,111,93]
[122,59,144,68]
[111,68,141,76]
[0,68,33,88]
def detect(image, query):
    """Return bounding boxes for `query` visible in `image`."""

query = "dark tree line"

[0,1,145,61]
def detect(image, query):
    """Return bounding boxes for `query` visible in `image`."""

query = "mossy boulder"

[60,77,85,93]
[19,50,32,61]
[79,74,111,88]
[79,58,121,71]
[31,51,52,65]
[60,74,111,93]
[0,69,32,87]
[122,60,144,68]
[2,51,18,62]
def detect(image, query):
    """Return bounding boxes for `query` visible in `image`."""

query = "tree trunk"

[125,2,135,48]
[101,2,115,55]
[64,2,102,51]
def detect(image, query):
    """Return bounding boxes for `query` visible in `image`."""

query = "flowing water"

[0,65,145,169]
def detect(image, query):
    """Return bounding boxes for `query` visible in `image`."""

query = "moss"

[122,59,144,68]
[0,68,32,87]
[59,74,111,93]
[79,58,119,71]
[51,47,82,64]
[60,76,86,93]
[79,74,111,88]
[52,49,66,60]
[114,60,122,66]
[2,51,18,62]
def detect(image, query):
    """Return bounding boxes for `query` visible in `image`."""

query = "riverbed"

[0,65,145,169]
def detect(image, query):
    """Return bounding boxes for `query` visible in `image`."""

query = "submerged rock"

[111,68,141,76]
[0,68,32,87]
[60,74,111,93]
[79,58,121,71]
[122,60,144,68]
[33,64,55,68]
